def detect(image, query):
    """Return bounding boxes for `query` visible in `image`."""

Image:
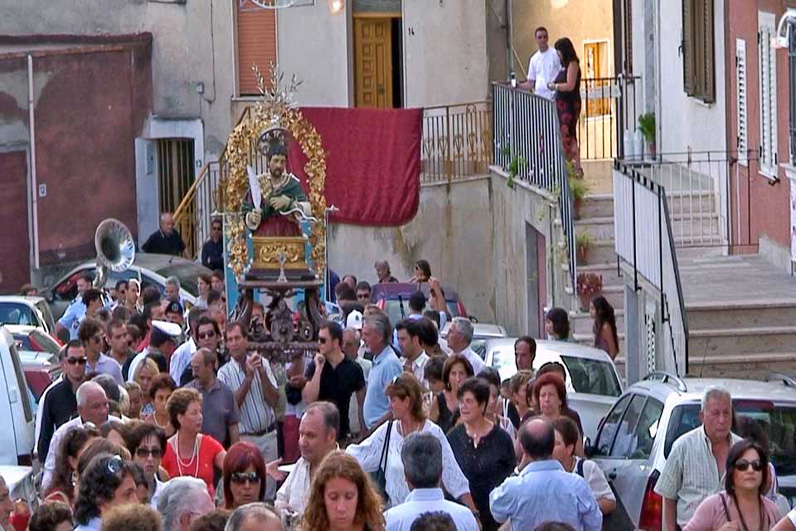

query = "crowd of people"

[5,252,796,531]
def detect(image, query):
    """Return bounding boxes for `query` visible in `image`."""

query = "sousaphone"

[94,218,135,288]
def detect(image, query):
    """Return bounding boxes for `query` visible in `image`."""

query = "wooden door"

[354,18,393,108]
[0,151,30,292]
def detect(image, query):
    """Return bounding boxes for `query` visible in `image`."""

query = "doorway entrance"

[156,139,196,215]
[353,14,403,108]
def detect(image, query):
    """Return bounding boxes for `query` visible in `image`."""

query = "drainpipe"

[27,54,40,271]
[506,0,514,79]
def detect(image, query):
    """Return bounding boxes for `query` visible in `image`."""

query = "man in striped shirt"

[218,322,280,500]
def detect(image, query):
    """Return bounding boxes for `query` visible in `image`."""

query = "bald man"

[141,213,187,257]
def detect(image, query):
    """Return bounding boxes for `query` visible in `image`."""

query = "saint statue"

[244,130,314,237]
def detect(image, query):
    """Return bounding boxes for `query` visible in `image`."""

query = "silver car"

[482,337,623,441]
[589,373,796,529]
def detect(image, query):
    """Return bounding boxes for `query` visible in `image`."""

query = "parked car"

[0,297,57,338]
[588,372,796,530]
[482,337,623,441]
[0,465,36,511]
[7,325,60,355]
[44,253,211,320]
[0,327,35,466]
[440,322,508,358]
[19,349,61,406]
[371,283,470,325]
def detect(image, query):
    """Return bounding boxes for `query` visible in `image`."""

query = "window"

[737,39,748,166]
[236,0,278,96]
[759,11,779,178]
[560,355,622,397]
[583,41,611,117]
[682,0,716,103]
[594,393,633,456]
[622,0,633,74]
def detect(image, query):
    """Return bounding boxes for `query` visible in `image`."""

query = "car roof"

[371,282,461,301]
[0,466,31,488]
[484,337,614,362]
[628,376,796,403]
[0,296,45,306]
[4,325,39,335]
[441,322,507,338]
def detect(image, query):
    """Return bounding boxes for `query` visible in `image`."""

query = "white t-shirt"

[527,48,562,100]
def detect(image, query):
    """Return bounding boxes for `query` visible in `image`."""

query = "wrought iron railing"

[492,82,576,288]
[579,75,641,160]
[614,160,689,375]
[421,101,492,183]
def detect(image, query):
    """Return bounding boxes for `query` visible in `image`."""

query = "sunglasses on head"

[135,447,163,459]
[230,471,261,485]
[106,455,125,477]
[66,357,88,366]
[734,459,764,472]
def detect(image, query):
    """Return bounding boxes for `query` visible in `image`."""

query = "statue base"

[248,236,315,281]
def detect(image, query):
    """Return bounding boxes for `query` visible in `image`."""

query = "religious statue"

[244,130,315,237]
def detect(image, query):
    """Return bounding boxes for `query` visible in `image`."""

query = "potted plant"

[576,232,593,263]
[576,272,603,311]
[569,175,589,220]
[638,112,656,160]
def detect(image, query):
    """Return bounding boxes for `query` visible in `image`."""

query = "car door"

[591,392,664,528]
[0,331,34,465]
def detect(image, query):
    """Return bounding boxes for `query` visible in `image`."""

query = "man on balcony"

[141,212,187,257]
[520,26,561,100]
[201,217,224,271]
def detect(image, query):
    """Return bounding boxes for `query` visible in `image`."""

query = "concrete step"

[566,284,624,311]
[687,300,796,331]
[688,326,796,357]
[575,215,721,243]
[571,309,625,335]
[565,262,624,286]
[579,194,614,219]
[578,236,724,267]
[686,352,796,380]
[578,239,617,265]
[578,191,717,221]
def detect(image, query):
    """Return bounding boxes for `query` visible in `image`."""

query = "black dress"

[447,423,517,531]
[436,392,460,434]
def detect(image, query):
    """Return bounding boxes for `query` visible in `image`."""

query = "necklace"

[175,432,200,478]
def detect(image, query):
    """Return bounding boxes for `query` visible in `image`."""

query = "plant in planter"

[638,112,656,160]
[569,174,590,220]
[576,232,593,263]
[501,145,527,189]
[576,272,603,311]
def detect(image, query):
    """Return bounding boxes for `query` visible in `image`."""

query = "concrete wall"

[277,2,352,107]
[328,176,496,322]
[512,0,615,79]
[0,0,236,160]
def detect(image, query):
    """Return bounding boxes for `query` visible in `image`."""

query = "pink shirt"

[684,492,780,531]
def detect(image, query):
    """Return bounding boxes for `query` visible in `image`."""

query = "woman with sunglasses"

[144,373,177,437]
[73,453,139,531]
[686,439,780,531]
[129,423,168,508]
[222,441,267,510]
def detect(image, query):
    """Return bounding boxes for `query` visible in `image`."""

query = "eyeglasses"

[135,447,163,459]
[318,337,328,344]
[357,293,370,299]
[230,472,261,485]
[734,459,764,472]
[66,357,88,366]
[198,331,216,339]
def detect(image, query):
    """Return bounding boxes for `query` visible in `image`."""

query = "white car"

[0,326,35,466]
[0,465,36,511]
[482,337,623,441]
[0,297,57,338]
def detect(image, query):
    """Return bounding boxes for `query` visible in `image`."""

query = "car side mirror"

[584,438,596,457]
[469,315,478,323]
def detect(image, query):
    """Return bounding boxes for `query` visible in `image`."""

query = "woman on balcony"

[548,37,582,177]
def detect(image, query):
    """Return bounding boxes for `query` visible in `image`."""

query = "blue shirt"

[385,488,479,531]
[363,345,402,429]
[58,298,86,340]
[489,459,602,531]
[87,353,124,385]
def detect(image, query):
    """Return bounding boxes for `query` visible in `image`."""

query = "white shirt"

[573,457,615,503]
[385,487,479,531]
[275,456,312,516]
[458,346,486,375]
[217,355,278,434]
[400,351,429,388]
[527,47,562,100]
[346,419,470,508]
[169,337,196,383]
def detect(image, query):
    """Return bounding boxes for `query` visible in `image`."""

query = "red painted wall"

[0,37,152,270]
[727,0,794,252]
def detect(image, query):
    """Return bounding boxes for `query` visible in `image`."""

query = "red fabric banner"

[288,107,422,226]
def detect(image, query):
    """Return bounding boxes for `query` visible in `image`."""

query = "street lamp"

[328,0,344,14]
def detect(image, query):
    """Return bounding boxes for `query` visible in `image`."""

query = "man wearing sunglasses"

[201,218,224,272]
[36,339,87,467]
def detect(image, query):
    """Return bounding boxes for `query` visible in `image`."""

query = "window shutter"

[624,0,633,74]
[736,39,748,166]
[237,1,278,96]
[683,0,695,95]
[702,0,715,103]
[759,12,778,178]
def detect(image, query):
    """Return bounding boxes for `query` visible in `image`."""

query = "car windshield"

[664,401,796,475]
[382,299,460,327]
[559,355,622,397]
[0,303,39,328]
[155,263,209,296]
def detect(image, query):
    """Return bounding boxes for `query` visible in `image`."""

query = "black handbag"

[575,459,634,531]
[369,420,393,503]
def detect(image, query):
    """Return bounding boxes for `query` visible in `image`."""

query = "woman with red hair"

[222,441,267,510]
[532,370,585,454]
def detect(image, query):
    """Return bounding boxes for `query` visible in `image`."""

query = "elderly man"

[225,503,283,531]
[374,260,398,283]
[275,402,339,518]
[201,218,224,271]
[187,347,240,448]
[164,276,182,303]
[655,386,741,531]
[141,212,187,257]
[42,381,117,492]
[490,418,602,531]
[37,339,86,462]
[0,475,14,531]
[218,322,280,498]
[157,477,214,531]
[385,433,479,531]
[447,317,485,374]
[361,312,403,431]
